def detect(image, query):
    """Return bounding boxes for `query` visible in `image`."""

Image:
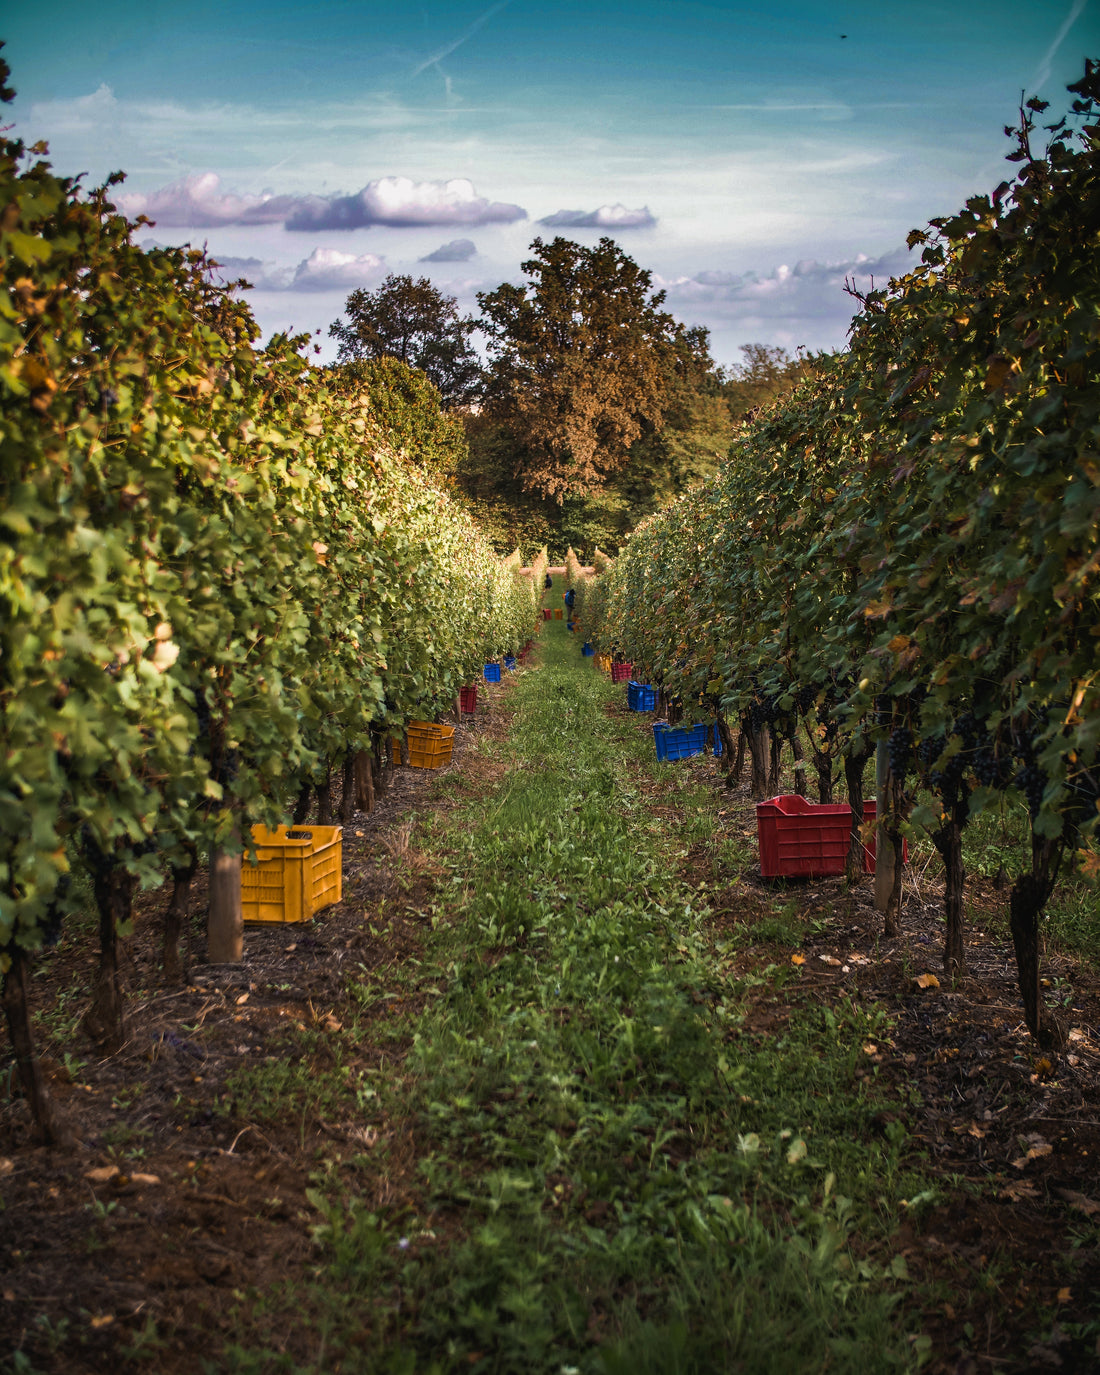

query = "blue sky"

[4,0,1096,369]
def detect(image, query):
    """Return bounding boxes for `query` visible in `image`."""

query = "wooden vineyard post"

[208,824,243,964]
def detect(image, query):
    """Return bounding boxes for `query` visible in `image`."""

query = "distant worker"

[544,572,553,589]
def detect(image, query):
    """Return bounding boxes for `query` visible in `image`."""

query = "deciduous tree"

[478,237,705,501]
[329,273,482,408]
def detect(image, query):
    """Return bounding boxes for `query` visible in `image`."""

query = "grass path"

[238,622,925,1373]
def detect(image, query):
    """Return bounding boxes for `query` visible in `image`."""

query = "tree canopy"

[329,273,482,408]
[477,237,709,502]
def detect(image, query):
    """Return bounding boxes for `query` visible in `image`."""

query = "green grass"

[224,626,929,1373]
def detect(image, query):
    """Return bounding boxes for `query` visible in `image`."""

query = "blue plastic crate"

[653,721,722,761]
[627,681,657,712]
[483,662,502,683]
[581,643,595,657]
[503,655,517,671]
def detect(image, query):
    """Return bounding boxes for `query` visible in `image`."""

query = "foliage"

[329,273,482,409]
[478,237,710,502]
[323,356,469,480]
[587,63,1100,1026]
[0,64,534,971]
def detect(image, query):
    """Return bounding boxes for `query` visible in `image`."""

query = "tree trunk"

[714,713,740,788]
[292,781,312,825]
[932,808,967,978]
[1009,837,1066,1047]
[83,862,131,1053]
[2,945,65,1145]
[339,753,355,823]
[317,764,333,825]
[354,748,375,813]
[371,730,388,797]
[163,849,197,985]
[878,765,905,939]
[844,746,871,884]
[789,728,808,798]
[873,741,894,917]
[208,827,243,965]
[767,731,783,795]
[747,724,770,800]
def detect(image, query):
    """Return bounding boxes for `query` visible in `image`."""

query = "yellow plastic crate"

[595,652,612,673]
[407,720,455,769]
[554,608,563,620]
[241,825,343,924]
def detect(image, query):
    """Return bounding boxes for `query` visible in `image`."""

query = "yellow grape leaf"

[1057,1288,1072,1304]
[914,973,940,989]
[791,953,805,965]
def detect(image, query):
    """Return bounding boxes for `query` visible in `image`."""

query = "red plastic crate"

[543,609,551,620]
[755,795,907,879]
[610,662,633,684]
[459,684,478,713]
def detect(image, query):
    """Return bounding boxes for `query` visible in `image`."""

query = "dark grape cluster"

[1015,763,1047,818]
[747,698,778,730]
[887,726,913,778]
[972,746,1008,788]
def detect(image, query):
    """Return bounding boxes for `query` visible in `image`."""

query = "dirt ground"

[2,673,1099,1374]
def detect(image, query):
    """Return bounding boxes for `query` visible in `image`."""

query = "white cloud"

[285,176,526,230]
[289,247,386,291]
[117,172,294,227]
[419,237,478,262]
[659,247,912,325]
[538,203,657,229]
[115,171,526,232]
[201,247,385,292]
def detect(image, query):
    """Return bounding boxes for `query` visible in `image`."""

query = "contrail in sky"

[411,1,511,79]
[1033,0,1089,91]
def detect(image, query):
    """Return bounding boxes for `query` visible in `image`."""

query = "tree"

[478,237,706,502]
[329,273,482,408]
[723,343,814,419]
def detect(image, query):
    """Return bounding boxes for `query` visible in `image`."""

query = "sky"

[3,0,1096,371]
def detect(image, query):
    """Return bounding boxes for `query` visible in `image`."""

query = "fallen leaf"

[1056,1189,1100,1217]
[355,830,364,837]
[967,1124,985,1139]
[285,943,297,952]
[84,1165,120,1184]
[819,954,842,967]
[89,1315,114,1329]
[323,1014,342,1032]
[862,1043,878,1056]
[130,1173,160,1187]
[1000,1180,1039,1199]
[1027,1140,1053,1160]
[1057,1287,1072,1304]
[0,1159,13,1177]
[787,1138,808,1165]
[791,953,805,966]
[914,973,940,989]
[236,992,249,1005]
